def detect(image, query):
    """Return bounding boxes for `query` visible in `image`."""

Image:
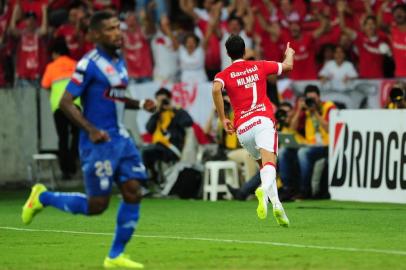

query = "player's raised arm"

[212,81,234,134]
[281,42,295,72]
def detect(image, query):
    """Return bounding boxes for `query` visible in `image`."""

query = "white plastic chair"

[203,160,239,201]
[31,153,58,189]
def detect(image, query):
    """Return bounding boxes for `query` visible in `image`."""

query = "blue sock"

[109,202,140,258]
[39,192,89,215]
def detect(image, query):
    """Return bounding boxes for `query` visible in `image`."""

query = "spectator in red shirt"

[339,12,391,78]
[281,16,329,80]
[390,4,406,78]
[378,0,406,31]
[54,7,85,60]
[266,0,303,29]
[302,1,331,32]
[256,9,284,62]
[122,11,153,83]
[9,2,47,88]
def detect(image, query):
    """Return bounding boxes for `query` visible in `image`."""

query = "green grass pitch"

[0,190,405,270]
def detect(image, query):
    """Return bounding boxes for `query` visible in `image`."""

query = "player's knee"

[88,197,110,215]
[121,181,143,203]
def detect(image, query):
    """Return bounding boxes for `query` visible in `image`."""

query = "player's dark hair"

[304,85,320,96]
[155,88,172,99]
[89,11,115,31]
[225,35,245,60]
[49,37,70,56]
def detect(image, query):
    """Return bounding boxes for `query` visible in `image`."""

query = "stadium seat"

[203,160,239,201]
[31,153,59,190]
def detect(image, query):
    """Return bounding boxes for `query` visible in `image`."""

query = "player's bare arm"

[212,81,234,134]
[125,98,156,112]
[60,91,110,143]
[281,42,295,72]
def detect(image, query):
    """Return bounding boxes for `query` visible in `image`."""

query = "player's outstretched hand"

[89,128,110,144]
[222,118,235,135]
[143,99,156,112]
[285,42,295,56]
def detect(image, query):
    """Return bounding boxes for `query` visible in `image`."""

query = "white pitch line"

[1,226,406,256]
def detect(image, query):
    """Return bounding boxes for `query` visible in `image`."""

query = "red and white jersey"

[354,32,389,78]
[122,28,153,79]
[16,31,41,80]
[55,24,83,61]
[281,33,317,80]
[391,26,406,77]
[214,60,282,129]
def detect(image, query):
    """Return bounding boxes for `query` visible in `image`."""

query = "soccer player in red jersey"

[212,35,294,227]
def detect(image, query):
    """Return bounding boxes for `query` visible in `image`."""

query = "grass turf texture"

[0,191,405,270]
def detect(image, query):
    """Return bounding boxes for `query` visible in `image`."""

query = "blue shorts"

[79,136,147,197]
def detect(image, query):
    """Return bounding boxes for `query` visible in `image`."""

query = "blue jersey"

[66,47,147,196]
[66,47,129,149]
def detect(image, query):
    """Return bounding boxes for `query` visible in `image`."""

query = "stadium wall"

[0,88,38,184]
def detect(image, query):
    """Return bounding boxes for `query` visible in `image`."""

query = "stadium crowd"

[1,0,406,87]
[2,0,406,201]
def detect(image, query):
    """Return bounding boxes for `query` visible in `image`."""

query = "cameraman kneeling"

[291,85,336,199]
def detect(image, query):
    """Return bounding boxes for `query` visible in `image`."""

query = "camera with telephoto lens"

[305,97,316,108]
[159,98,171,111]
[389,87,405,103]
[161,98,170,106]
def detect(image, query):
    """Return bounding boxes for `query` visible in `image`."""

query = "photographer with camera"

[289,85,336,199]
[142,88,194,184]
[386,81,406,109]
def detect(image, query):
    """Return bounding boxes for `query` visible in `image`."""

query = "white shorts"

[236,116,278,160]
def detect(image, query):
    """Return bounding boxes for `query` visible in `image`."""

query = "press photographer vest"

[304,101,335,145]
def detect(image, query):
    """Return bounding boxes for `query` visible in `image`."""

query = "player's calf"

[119,180,143,204]
[107,180,143,264]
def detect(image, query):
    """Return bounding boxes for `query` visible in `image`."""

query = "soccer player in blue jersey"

[21,11,156,269]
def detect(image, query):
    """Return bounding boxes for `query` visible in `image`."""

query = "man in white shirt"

[151,18,179,83]
[319,46,358,91]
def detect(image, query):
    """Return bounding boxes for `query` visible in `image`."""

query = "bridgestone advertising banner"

[329,110,406,203]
